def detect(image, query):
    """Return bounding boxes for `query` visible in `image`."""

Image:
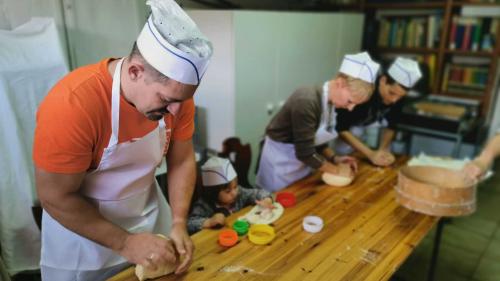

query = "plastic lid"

[232,220,250,236]
[302,216,324,233]
[248,224,276,245]
[276,192,296,208]
[218,229,238,247]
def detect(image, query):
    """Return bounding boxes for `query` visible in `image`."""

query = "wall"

[62,0,148,68]
[188,10,236,150]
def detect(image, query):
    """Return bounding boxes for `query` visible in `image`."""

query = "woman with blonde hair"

[256,52,380,192]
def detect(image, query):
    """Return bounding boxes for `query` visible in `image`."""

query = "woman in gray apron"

[256,52,380,192]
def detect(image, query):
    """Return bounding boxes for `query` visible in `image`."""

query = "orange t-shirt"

[33,58,195,174]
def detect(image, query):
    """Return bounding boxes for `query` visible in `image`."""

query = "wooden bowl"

[395,165,477,217]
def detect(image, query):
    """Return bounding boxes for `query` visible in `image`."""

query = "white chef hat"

[136,0,213,85]
[388,57,422,88]
[339,52,380,84]
[201,157,237,187]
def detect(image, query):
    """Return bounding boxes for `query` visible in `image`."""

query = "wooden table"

[109,157,438,281]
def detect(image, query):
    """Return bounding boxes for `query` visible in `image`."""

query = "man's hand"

[169,222,194,274]
[463,158,488,182]
[119,233,177,271]
[369,150,395,167]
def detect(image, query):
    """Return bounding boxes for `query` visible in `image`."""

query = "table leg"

[427,218,447,281]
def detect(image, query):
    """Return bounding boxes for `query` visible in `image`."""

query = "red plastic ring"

[218,229,238,247]
[276,192,296,208]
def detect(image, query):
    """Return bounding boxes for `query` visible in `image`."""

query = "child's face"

[218,178,238,206]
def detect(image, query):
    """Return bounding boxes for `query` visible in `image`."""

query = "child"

[188,156,274,234]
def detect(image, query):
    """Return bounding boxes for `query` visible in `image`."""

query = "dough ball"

[321,172,353,187]
[135,234,176,281]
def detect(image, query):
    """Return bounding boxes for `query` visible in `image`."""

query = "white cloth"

[339,52,380,83]
[256,85,338,192]
[0,17,68,275]
[40,59,172,273]
[388,57,422,88]
[136,0,212,85]
[201,156,237,186]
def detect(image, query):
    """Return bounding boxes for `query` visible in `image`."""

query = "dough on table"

[135,234,177,281]
[322,172,353,187]
[239,202,284,225]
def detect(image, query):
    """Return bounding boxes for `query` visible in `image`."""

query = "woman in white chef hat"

[335,57,422,167]
[256,52,380,192]
[33,0,212,280]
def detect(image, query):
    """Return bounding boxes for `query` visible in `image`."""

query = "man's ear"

[128,62,145,81]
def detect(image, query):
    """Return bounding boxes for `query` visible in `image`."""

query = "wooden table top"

[108,157,438,281]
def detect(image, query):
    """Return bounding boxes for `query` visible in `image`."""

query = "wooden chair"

[218,137,252,188]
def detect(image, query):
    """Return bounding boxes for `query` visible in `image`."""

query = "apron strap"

[108,58,125,148]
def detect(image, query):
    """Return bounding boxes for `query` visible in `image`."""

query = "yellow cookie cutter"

[248,224,275,245]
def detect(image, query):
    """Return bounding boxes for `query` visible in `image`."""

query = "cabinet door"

[234,11,282,160]
[274,13,364,104]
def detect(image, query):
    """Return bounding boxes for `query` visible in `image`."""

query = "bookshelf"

[361,0,500,117]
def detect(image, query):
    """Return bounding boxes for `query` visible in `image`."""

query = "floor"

[394,160,500,281]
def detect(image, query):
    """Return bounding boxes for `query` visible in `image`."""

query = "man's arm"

[35,168,176,269]
[378,128,396,151]
[464,134,500,180]
[165,138,196,274]
[339,131,374,158]
[339,130,394,166]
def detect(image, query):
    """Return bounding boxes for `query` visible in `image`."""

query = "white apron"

[40,58,172,271]
[334,119,388,155]
[256,82,337,192]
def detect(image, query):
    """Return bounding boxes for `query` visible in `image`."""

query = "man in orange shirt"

[32,1,212,280]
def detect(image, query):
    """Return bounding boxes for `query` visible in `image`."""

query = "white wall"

[62,0,148,68]
[188,10,235,150]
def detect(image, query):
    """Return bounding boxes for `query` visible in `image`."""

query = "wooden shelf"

[377,47,439,54]
[364,0,499,116]
[445,49,496,57]
[365,2,446,9]
[438,91,484,100]
[452,1,500,7]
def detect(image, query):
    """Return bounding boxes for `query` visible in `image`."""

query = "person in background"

[188,157,274,234]
[256,52,380,192]
[32,0,212,280]
[463,131,500,180]
[335,57,422,167]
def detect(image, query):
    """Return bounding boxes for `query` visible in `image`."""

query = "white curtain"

[0,17,68,275]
